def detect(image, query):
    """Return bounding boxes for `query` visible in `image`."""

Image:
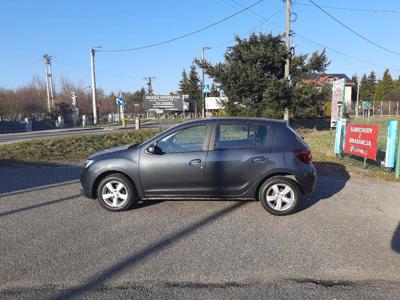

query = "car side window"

[157,125,207,154]
[215,123,267,150]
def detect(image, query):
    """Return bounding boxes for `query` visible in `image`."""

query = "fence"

[351,100,400,117]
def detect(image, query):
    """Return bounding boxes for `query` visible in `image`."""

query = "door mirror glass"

[146,145,158,154]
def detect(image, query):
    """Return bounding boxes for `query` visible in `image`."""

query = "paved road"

[0,121,176,144]
[0,162,399,299]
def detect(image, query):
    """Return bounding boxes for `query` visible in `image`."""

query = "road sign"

[362,100,371,110]
[116,97,125,106]
[202,84,210,94]
[343,123,380,160]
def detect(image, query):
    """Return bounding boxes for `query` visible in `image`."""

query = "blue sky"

[1,0,400,94]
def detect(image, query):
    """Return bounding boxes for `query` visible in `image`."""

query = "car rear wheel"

[259,176,300,216]
[97,174,137,211]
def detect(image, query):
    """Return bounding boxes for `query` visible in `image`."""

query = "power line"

[98,0,264,53]
[225,0,400,71]
[307,0,400,57]
[210,6,284,48]
[295,1,400,14]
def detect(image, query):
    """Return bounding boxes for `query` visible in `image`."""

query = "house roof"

[305,73,355,87]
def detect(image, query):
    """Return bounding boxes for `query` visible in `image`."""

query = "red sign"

[344,124,380,160]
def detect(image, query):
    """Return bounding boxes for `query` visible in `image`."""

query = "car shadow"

[298,161,350,212]
[0,160,80,196]
[392,223,400,254]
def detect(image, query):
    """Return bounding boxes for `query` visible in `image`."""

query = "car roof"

[178,117,288,126]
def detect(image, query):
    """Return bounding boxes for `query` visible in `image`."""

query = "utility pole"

[144,76,156,95]
[201,47,211,118]
[90,47,101,125]
[284,0,291,79]
[43,54,55,113]
[356,80,360,117]
[284,0,291,121]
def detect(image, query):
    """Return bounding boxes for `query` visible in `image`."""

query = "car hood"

[89,144,136,160]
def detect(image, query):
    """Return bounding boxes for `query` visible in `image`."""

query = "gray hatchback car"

[80,118,316,215]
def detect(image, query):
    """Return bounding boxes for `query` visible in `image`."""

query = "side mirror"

[146,145,156,154]
[146,145,160,154]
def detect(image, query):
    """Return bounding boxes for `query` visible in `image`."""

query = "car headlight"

[84,160,94,168]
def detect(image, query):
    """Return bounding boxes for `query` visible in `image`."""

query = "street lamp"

[90,45,102,125]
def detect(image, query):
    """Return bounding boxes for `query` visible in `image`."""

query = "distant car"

[80,118,316,215]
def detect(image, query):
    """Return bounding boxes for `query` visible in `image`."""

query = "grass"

[298,116,400,181]
[0,128,162,164]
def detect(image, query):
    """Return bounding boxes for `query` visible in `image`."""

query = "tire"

[97,174,137,212]
[259,176,300,216]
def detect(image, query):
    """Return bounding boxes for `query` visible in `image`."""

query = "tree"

[125,88,146,114]
[187,64,201,113]
[374,69,394,102]
[359,71,376,101]
[195,33,330,118]
[178,69,190,95]
[209,82,220,97]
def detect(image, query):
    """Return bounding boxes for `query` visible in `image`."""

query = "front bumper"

[80,167,95,199]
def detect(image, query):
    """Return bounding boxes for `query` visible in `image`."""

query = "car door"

[204,122,272,197]
[139,123,210,197]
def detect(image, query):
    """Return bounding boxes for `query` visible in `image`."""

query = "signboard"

[116,97,125,106]
[331,79,345,128]
[205,96,228,110]
[202,84,210,94]
[362,100,371,110]
[143,95,187,111]
[343,124,380,160]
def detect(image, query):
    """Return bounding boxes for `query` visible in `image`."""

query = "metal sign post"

[395,122,400,178]
[116,96,126,127]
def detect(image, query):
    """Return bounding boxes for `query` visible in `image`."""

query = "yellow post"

[121,106,126,128]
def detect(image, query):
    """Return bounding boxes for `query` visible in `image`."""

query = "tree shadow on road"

[392,223,400,254]
[0,160,80,195]
[53,201,248,300]
[298,161,350,212]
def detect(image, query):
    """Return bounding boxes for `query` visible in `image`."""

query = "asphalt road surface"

[0,121,175,144]
[0,162,399,299]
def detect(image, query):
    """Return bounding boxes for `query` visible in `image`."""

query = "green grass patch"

[300,119,399,181]
[0,128,162,164]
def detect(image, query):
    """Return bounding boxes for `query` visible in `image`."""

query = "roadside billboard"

[331,79,345,128]
[205,96,228,110]
[143,95,188,111]
[343,124,380,160]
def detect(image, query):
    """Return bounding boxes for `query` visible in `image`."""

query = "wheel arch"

[92,170,138,199]
[255,171,303,200]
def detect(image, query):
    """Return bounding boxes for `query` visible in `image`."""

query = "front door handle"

[252,157,266,164]
[189,159,202,165]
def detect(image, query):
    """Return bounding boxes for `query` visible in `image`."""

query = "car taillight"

[294,149,312,164]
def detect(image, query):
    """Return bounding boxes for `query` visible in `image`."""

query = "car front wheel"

[259,176,300,216]
[97,174,137,211]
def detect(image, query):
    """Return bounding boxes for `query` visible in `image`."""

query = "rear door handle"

[252,157,266,164]
[189,159,202,165]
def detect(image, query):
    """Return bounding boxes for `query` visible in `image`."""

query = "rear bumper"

[296,164,317,195]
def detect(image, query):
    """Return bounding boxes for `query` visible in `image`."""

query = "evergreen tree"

[374,69,394,101]
[209,82,220,97]
[359,71,376,101]
[178,69,190,95]
[187,64,201,113]
[196,33,329,118]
